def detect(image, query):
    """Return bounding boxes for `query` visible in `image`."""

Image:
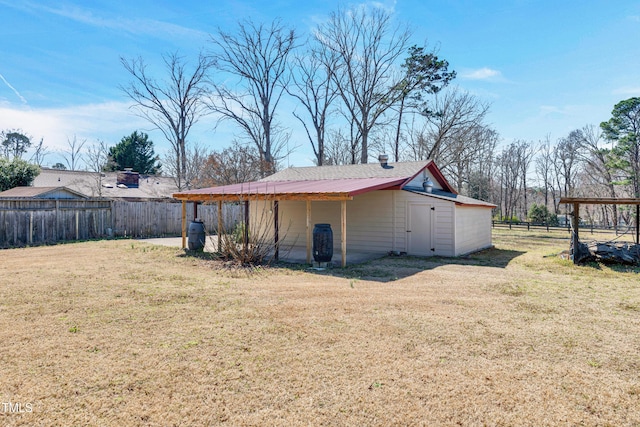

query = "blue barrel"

[313,223,333,262]
[188,220,206,251]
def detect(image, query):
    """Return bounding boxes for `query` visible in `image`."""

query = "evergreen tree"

[0,157,40,191]
[1,130,31,159]
[106,131,161,174]
[600,97,640,197]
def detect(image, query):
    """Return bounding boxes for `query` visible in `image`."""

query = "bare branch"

[120,52,213,189]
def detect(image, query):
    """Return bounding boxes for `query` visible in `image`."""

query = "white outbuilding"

[174,159,496,266]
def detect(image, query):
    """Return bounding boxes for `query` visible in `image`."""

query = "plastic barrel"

[313,223,333,262]
[188,220,206,251]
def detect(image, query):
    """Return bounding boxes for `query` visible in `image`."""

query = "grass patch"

[0,232,639,425]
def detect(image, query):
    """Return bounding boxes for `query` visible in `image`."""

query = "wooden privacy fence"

[0,199,243,248]
[111,200,242,237]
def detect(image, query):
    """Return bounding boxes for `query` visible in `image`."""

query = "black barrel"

[313,223,333,262]
[188,220,206,251]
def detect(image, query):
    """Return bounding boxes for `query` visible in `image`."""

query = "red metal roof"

[174,177,406,201]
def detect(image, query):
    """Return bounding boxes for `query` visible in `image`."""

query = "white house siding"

[393,191,456,257]
[250,191,491,259]
[454,205,493,255]
[250,199,305,247]
[250,199,340,249]
[252,193,396,255]
[344,191,394,253]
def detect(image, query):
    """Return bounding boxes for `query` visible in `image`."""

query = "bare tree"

[287,41,339,166]
[417,87,490,163]
[496,142,524,220]
[553,132,582,220]
[535,135,554,210]
[195,144,264,187]
[575,124,620,228]
[314,5,411,163]
[121,51,213,190]
[29,138,49,166]
[208,19,296,176]
[461,125,498,201]
[84,140,109,196]
[63,135,86,170]
[517,140,537,217]
[163,141,209,189]
[324,128,355,166]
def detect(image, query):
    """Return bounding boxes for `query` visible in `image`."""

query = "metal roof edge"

[403,188,496,208]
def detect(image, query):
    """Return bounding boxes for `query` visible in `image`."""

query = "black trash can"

[313,223,333,262]
[188,219,206,251]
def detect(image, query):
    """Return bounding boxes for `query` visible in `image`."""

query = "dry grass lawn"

[0,229,639,426]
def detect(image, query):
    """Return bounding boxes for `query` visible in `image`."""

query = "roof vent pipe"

[378,154,389,168]
[423,177,434,193]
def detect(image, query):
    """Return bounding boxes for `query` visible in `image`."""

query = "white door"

[407,202,433,256]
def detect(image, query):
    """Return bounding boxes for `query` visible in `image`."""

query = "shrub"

[0,157,40,191]
[213,199,292,265]
[528,203,557,225]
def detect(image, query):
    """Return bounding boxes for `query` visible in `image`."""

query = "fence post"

[13,213,18,245]
[55,200,60,242]
[28,212,33,245]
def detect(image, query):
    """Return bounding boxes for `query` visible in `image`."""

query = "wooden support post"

[636,204,639,245]
[217,201,222,252]
[181,201,187,249]
[274,200,279,261]
[306,200,311,264]
[341,199,347,268]
[75,210,79,240]
[243,200,249,253]
[572,202,580,264]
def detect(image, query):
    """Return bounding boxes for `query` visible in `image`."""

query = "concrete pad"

[137,236,385,266]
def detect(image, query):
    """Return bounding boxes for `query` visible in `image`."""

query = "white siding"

[250,199,307,248]
[393,191,456,257]
[250,190,492,260]
[344,191,394,253]
[454,205,493,255]
[253,193,396,255]
[277,193,395,254]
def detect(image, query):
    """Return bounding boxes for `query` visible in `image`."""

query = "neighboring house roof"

[174,160,495,208]
[0,186,88,199]
[34,168,179,199]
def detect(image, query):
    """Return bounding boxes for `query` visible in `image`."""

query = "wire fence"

[492,220,638,237]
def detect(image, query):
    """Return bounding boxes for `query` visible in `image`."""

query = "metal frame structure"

[559,197,640,263]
